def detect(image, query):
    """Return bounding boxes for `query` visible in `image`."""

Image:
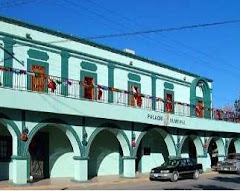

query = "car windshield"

[162,159,179,166]
[227,154,240,160]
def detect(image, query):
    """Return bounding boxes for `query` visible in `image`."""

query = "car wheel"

[193,170,200,180]
[149,177,155,181]
[236,168,240,174]
[170,171,179,182]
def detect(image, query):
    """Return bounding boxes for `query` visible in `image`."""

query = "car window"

[186,159,194,166]
[162,159,179,166]
[180,159,187,167]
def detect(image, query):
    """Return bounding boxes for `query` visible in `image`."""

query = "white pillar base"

[73,156,88,182]
[11,156,28,185]
[123,157,135,178]
[197,156,209,172]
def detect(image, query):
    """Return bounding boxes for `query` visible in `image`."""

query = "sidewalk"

[0,171,217,190]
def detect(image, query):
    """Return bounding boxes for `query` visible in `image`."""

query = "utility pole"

[0,43,24,66]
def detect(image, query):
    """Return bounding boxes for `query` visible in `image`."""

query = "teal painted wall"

[88,130,123,177]
[138,131,168,173]
[48,127,74,178]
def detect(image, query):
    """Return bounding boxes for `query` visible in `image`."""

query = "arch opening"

[27,125,79,182]
[88,130,124,178]
[181,137,197,160]
[207,139,218,167]
[0,124,12,181]
[135,129,170,173]
[228,140,236,154]
[190,78,211,118]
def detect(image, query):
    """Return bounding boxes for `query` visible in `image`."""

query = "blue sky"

[1,0,240,108]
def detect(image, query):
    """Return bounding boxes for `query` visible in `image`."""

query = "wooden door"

[84,77,94,100]
[32,65,46,92]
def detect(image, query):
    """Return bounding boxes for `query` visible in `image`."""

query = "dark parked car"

[217,153,240,173]
[149,158,203,182]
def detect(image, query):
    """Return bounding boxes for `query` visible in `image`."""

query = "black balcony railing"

[0,66,239,123]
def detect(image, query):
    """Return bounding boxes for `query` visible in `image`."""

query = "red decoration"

[20,133,28,141]
[131,140,136,147]
[166,94,173,112]
[166,100,173,112]
[216,110,222,120]
[98,88,103,100]
[48,79,56,92]
[133,92,142,107]
[195,104,204,117]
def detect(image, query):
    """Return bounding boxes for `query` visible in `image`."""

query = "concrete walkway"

[0,172,217,190]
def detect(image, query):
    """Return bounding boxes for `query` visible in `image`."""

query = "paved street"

[1,172,240,190]
[75,173,240,190]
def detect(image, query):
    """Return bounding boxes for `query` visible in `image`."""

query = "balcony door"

[31,65,46,92]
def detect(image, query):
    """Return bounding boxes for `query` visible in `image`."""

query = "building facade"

[0,15,239,185]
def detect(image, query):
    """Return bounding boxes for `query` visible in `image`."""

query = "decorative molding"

[128,73,141,82]
[73,156,89,160]
[80,61,97,72]
[27,49,49,61]
[164,82,174,90]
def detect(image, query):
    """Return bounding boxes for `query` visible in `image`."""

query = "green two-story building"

[0,15,239,185]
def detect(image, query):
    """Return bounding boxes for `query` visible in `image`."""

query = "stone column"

[11,156,28,185]
[197,155,209,172]
[73,156,88,182]
[123,156,135,178]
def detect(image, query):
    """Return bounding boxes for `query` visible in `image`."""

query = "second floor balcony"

[0,66,239,132]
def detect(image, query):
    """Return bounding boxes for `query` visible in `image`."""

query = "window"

[165,93,173,113]
[0,136,12,162]
[186,159,194,166]
[144,147,151,155]
[180,159,187,167]
[84,77,94,100]
[31,65,46,92]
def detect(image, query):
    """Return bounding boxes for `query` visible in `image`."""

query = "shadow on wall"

[47,127,74,178]
[136,131,169,173]
[88,131,123,178]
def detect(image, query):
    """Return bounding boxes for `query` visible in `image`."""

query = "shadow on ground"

[211,175,240,184]
[163,184,233,190]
